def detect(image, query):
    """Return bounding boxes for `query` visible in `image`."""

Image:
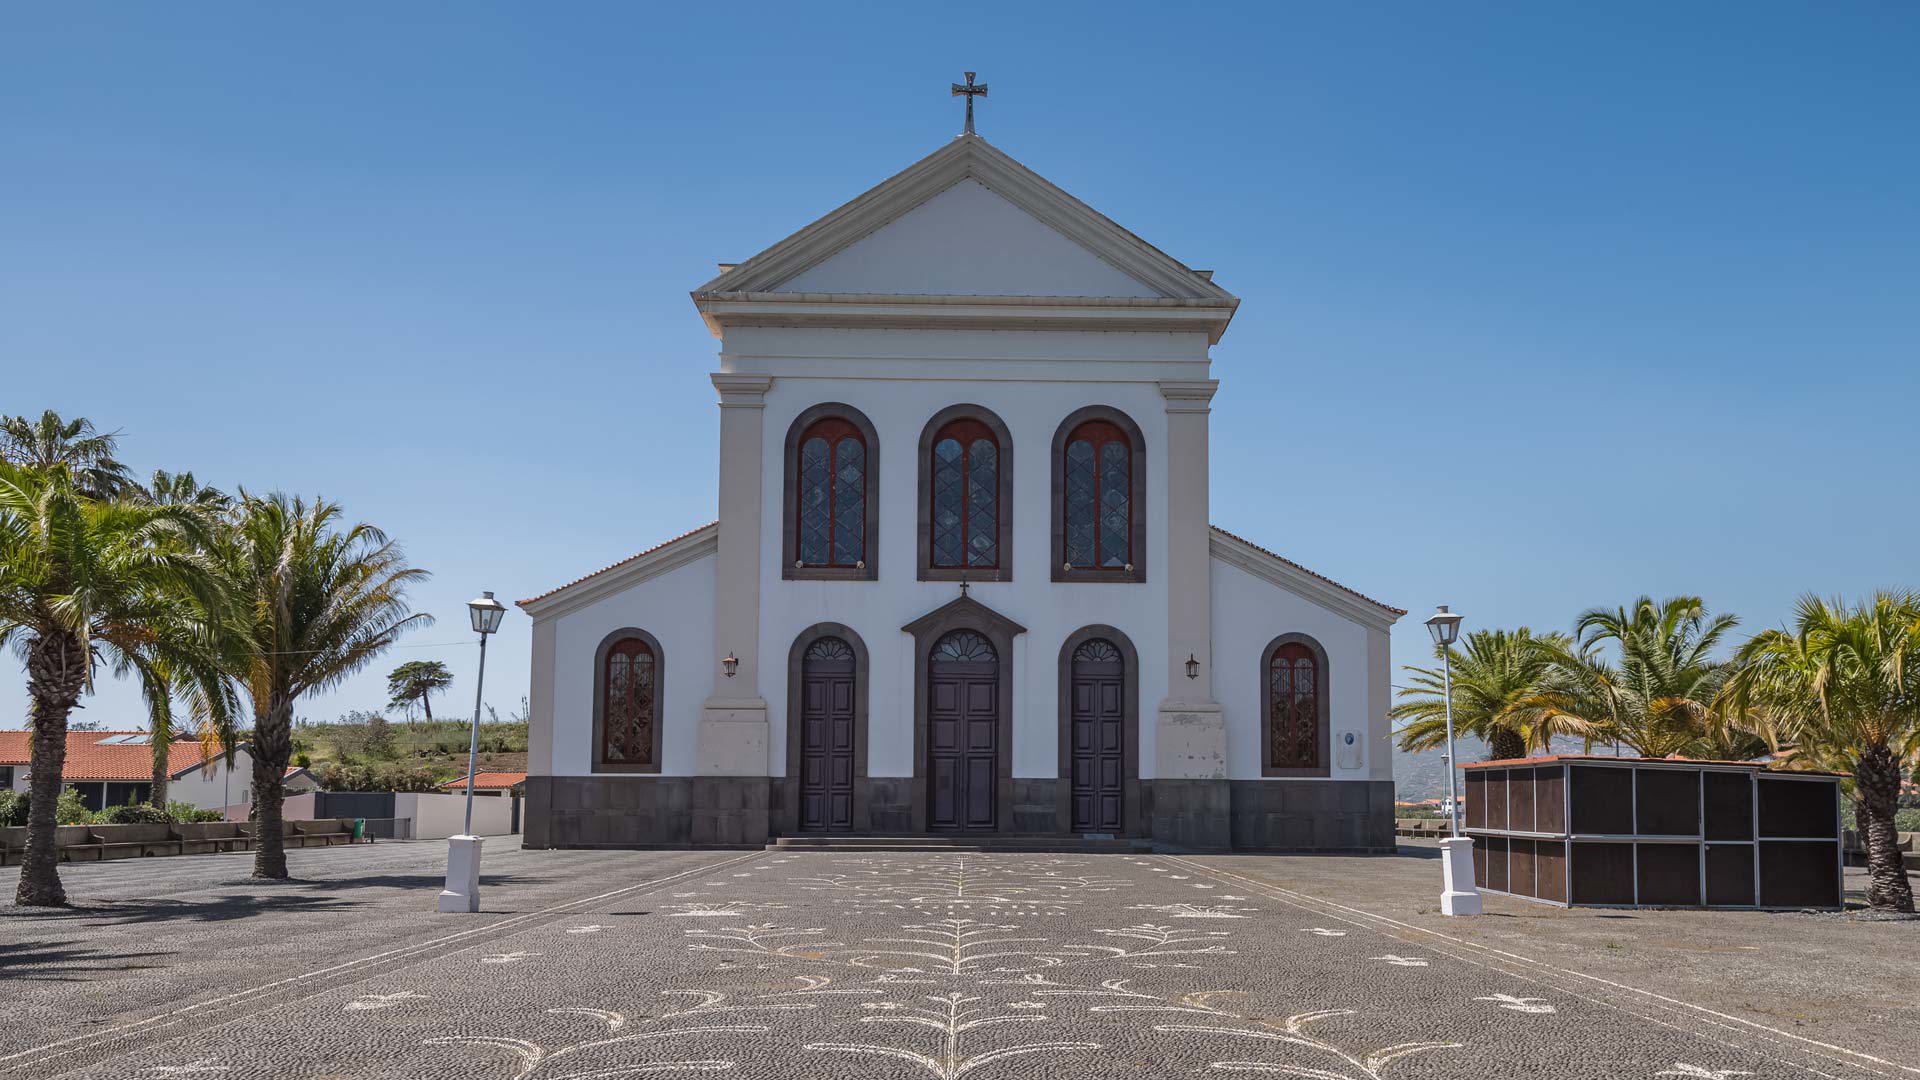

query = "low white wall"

[397,792,515,838]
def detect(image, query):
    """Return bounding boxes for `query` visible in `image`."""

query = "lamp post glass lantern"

[439,591,506,914]
[1424,605,1464,835]
[1425,603,1481,916]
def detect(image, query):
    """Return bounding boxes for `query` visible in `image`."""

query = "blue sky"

[4,3,1916,737]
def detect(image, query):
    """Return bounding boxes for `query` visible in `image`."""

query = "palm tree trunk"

[150,738,170,809]
[16,631,87,907]
[1487,728,1528,762]
[250,693,295,879]
[1856,744,1914,913]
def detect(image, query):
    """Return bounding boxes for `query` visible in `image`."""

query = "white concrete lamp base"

[437,834,484,914]
[1438,835,1482,917]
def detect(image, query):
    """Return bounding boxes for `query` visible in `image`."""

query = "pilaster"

[526,616,556,775]
[1156,379,1224,780]
[702,373,774,776]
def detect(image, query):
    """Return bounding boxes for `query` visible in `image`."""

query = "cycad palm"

[0,462,229,905]
[1541,596,1743,758]
[1393,628,1580,762]
[1723,592,1920,912]
[218,493,430,879]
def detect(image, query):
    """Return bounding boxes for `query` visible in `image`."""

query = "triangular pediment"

[901,593,1028,640]
[776,178,1161,298]
[693,136,1236,313]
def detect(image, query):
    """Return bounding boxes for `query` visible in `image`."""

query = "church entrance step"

[766,835,1150,854]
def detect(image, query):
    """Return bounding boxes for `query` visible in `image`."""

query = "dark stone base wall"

[1226,779,1396,852]
[523,776,764,849]
[524,776,1396,852]
[1011,778,1061,833]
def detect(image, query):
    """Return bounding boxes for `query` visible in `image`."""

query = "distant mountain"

[1392,735,1603,800]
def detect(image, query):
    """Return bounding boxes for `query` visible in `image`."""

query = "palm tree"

[1724,592,1920,912]
[129,470,238,806]
[1392,628,1585,762]
[0,462,229,905]
[218,493,430,879]
[0,410,135,499]
[387,660,453,722]
[1538,596,1742,758]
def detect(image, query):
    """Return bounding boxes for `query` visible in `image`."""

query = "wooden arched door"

[798,637,857,832]
[928,630,999,833]
[1069,638,1125,833]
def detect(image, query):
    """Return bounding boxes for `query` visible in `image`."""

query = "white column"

[700,373,774,776]
[1155,379,1225,779]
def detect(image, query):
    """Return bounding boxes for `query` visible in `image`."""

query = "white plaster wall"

[546,553,716,776]
[752,351,1176,782]
[1210,558,1386,782]
[400,791,515,838]
[777,180,1160,298]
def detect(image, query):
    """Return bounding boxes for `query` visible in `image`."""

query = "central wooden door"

[928,630,999,833]
[1070,638,1125,833]
[799,637,856,832]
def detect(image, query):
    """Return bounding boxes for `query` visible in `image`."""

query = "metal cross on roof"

[951,71,988,135]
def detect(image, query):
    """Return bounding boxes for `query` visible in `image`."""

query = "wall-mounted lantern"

[722,651,740,678]
[1185,653,1200,679]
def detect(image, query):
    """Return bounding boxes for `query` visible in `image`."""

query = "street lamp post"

[438,591,507,914]
[1425,604,1480,916]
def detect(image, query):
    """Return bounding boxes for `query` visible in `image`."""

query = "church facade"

[518,132,1404,851]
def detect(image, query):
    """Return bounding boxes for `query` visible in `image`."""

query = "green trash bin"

[353,818,366,841]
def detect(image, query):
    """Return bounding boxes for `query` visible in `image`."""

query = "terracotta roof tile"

[1208,526,1406,615]
[0,730,211,782]
[519,522,718,607]
[441,771,527,791]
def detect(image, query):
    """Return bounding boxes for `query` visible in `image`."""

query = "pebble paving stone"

[1,842,1914,1079]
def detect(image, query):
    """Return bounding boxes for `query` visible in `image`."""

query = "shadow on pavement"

[0,938,175,982]
[1,891,352,926]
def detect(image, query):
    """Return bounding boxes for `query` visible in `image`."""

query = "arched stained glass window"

[1063,420,1131,570]
[602,637,658,766]
[931,629,998,663]
[797,418,866,568]
[930,418,999,569]
[1267,641,1320,771]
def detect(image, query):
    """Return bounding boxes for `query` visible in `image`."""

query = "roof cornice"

[519,523,720,621]
[1208,527,1405,632]
[690,135,1238,342]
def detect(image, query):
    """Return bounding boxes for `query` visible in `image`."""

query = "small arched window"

[1263,636,1329,776]
[1064,420,1131,571]
[796,417,866,569]
[594,629,665,773]
[930,419,1000,570]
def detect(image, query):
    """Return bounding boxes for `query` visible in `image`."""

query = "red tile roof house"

[0,730,318,814]
[439,771,527,797]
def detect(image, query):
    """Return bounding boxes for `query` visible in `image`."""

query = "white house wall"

[546,551,716,776]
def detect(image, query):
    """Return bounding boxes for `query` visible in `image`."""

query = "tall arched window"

[1261,634,1330,777]
[783,404,879,581]
[931,419,998,569]
[594,628,665,773]
[797,418,866,568]
[1051,407,1146,583]
[918,406,1013,582]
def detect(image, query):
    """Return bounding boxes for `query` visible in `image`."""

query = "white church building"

[518,124,1404,851]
